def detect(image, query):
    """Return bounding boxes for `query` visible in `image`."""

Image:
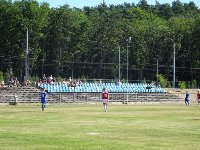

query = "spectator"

[99,79,103,84]
[117,80,122,85]
[69,77,72,83]
[49,75,53,84]
[42,74,47,83]
[62,79,67,85]
[146,84,151,92]
[15,78,20,87]
[24,80,31,86]
[150,81,155,87]
[0,80,4,87]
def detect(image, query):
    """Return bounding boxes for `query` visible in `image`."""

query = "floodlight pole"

[154,58,159,86]
[166,38,176,89]
[118,45,121,81]
[118,37,131,83]
[69,51,80,83]
[126,37,131,104]
[24,26,29,81]
[173,41,175,89]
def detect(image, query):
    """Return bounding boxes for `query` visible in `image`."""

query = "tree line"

[0,0,200,87]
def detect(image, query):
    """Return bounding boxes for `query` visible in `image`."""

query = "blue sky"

[37,0,200,8]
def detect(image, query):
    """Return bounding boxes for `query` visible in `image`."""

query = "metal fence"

[0,92,181,104]
[47,92,181,104]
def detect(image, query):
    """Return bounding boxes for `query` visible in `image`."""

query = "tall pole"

[70,52,74,83]
[126,41,128,83]
[118,45,121,81]
[70,51,80,83]
[25,26,29,81]
[126,37,131,104]
[165,38,176,88]
[173,42,176,89]
[126,37,131,83]
[156,59,158,85]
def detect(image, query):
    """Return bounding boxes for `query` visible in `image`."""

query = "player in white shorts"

[102,88,109,112]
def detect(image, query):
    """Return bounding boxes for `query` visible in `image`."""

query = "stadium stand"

[0,84,184,105]
[39,83,166,93]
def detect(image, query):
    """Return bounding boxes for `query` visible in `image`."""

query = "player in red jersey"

[197,90,200,106]
[102,88,109,112]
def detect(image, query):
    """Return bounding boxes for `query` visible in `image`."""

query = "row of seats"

[39,83,166,93]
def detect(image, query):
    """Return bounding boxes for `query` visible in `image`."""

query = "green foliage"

[191,80,197,88]
[157,74,167,88]
[167,81,172,88]
[57,76,63,82]
[80,75,87,83]
[0,0,200,84]
[178,81,186,89]
[29,76,39,86]
[3,72,10,83]
[0,71,3,81]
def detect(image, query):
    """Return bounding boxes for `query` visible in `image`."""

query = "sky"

[37,0,200,8]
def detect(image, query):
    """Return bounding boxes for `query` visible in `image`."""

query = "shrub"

[178,81,186,89]
[191,80,197,88]
[157,74,167,88]
[29,76,39,86]
[0,71,3,81]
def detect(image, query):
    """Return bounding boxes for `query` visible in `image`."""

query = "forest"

[0,0,200,87]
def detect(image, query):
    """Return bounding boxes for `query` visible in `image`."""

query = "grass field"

[0,103,200,150]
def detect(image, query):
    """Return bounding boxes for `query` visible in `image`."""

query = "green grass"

[0,104,200,150]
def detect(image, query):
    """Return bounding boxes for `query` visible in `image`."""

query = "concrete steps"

[0,86,181,104]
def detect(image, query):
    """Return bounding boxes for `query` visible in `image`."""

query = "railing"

[0,92,181,104]
[47,92,180,104]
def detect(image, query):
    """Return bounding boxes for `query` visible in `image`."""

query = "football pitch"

[0,104,199,150]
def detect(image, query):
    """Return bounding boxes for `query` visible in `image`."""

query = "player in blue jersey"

[185,91,189,106]
[40,88,47,111]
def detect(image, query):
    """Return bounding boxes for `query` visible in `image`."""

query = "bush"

[191,80,197,88]
[178,81,186,89]
[4,72,9,83]
[0,71,3,81]
[29,76,39,86]
[157,74,167,88]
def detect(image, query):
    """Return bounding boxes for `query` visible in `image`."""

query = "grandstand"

[0,82,185,104]
[39,82,166,93]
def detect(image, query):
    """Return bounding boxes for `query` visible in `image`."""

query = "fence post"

[146,93,148,102]
[126,93,128,104]
[14,93,18,105]
[135,93,137,102]
[99,93,101,104]
[157,93,158,102]
[178,93,180,102]
[59,93,61,103]
[73,93,74,103]
[30,94,32,101]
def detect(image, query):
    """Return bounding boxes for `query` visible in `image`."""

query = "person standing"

[40,88,47,111]
[196,90,200,106]
[102,88,109,112]
[185,91,189,106]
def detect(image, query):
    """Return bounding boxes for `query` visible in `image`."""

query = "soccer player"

[40,88,47,111]
[102,88,109,112]
[184,91,189,106]
[197,90,200,106]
